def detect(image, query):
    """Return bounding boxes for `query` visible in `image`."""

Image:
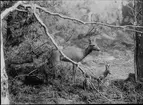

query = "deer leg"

[83,77,87,91]
[72,63,75,84]
[72,64,76,84]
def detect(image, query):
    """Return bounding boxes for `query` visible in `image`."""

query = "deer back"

[62,46,85,62]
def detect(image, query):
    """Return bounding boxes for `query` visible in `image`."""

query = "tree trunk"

[1,19,10,105]
[134,0,143,83]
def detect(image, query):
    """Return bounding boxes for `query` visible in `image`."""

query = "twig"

[34,41,49,51]
[133,90,143,99]
[15,8,27,12]
[11,60,49,82]
[126,5,134,15]
[65,33,73,42]
[12,74,27,82]
[122,25,143,28]
[90,81,114,104]
[136,8,142,17]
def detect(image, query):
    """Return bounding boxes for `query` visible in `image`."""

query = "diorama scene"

[1,0,143,104]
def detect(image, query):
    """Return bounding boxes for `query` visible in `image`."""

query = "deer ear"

[107,64,110,68]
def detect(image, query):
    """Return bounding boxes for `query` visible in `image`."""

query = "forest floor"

[9,50,143,104]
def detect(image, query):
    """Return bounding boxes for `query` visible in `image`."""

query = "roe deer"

[99,64,111,81]
[97,63,111,87]
[51,38,100,84]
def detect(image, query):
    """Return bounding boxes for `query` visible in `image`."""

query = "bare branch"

[86,25,95,35]
[65,33,73,42]
[15,8,27,12]
[1,1,22,19]
[1,2,143,33]
[122,25,143,28]
[34,4,143,33]
[126,4,134,15]
[136,8,142,17]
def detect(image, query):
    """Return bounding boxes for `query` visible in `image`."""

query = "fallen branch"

[12,60,49,82]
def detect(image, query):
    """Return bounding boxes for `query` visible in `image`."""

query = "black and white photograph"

[1,0,143,104]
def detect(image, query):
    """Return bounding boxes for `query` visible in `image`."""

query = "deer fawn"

[97,63,111,88]
[99,64,111,81]
[50,38,100,84]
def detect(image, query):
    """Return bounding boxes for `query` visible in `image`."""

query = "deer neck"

[83,46,92,59]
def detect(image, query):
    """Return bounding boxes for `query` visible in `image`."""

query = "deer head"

[84,37,100,56]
